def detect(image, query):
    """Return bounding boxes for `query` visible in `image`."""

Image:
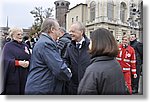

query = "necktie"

[76,43,81,49]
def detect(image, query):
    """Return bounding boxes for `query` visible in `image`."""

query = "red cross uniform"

[116,44,136,94]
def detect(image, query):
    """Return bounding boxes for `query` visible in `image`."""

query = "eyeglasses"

[17,33,23,36]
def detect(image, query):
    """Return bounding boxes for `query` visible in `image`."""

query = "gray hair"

[72,21,85,34]
[40,18,58,33]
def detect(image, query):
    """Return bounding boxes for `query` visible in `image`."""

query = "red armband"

[15,60,20,66]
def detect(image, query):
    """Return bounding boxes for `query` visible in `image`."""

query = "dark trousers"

[131,64,142,92]
[68,82,78,95]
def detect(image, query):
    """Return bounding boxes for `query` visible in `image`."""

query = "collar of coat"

[12,40,23,44]
[71,35,90,47]
[91,56,114,64]
[40,33,55,42]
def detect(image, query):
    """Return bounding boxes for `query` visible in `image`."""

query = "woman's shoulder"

[86,62,103,73]
[87,58,118,72]
[3,41,14,49]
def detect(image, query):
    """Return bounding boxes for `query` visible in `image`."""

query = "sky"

[0,0,85,28]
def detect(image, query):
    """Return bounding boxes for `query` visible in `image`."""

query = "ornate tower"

[54,0,70,28]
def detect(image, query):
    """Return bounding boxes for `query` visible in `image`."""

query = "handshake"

[18,60,29,68]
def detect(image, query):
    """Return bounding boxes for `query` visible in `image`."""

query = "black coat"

[1,40,31,95]
[130,39,143,90]
[57,33,71,57]
[78,56,127,95]
[64,36,91,94]
[130,39,143,65]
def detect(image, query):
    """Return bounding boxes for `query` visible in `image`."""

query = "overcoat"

[2,40,31,95]
[64,35,91,94]
[78,56,127,95]
[25,33,72,95]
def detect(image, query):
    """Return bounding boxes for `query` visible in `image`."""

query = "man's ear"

[49,26,55,33]
[81,30,84,35]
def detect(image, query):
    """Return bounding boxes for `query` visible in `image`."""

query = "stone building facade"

[66,0,143,42]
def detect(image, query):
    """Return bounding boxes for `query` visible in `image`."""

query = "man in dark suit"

[130,33,143,94]
[64,22,91,94]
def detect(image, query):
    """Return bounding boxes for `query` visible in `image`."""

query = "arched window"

[120,2,127,22]
[61,2,64,6]
[107,0,114,20]
[90,1,96,22]
[56,3,59,6]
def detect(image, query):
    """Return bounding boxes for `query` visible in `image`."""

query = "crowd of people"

[0,18,143,95]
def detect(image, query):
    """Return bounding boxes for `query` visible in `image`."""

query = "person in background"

[130,33,143,94]
[23,35,32,49]
[0,32,6,51]
[64,21,91,94]
[1,27,31,95]
[25,18,72,95]
[78,28,127,95]
[30,34,38,48]
[57,27,71,58]
[117,34,137,94]
[0,33,11,50]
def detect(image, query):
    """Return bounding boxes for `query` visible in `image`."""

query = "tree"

[30,6,54,36]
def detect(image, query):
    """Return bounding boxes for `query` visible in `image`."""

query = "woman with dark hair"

[78,28,127,95]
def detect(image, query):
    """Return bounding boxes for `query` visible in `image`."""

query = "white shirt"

[76,37,85,49]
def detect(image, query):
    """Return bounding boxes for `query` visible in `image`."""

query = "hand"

[25,61,29,67]
[67,68,72,77]
[19,60,29,68]
[67,68,71,73]
[133,74,137,78]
